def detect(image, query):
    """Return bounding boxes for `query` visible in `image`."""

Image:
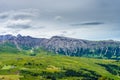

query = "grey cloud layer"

[0,0,120,40]
[13,13,34,20]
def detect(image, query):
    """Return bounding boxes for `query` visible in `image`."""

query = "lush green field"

[0,51,120,80]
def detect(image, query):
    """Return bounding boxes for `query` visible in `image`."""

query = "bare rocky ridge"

[0,34,120,58]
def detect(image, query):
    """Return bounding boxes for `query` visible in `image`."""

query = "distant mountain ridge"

[0,34,120,59]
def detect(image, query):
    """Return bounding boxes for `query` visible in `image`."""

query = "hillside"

[0,35,120,80]
[0,53,120,80]
[0,34,120,59]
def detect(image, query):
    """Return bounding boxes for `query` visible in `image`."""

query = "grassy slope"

[0,52,120,80]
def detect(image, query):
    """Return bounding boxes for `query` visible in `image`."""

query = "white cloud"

[5,19,31,25]
[0,9,41,34]
[54,16,63,21]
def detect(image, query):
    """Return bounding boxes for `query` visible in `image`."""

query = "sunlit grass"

[0,52,120,80]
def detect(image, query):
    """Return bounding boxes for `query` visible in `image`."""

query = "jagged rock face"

[42,36,120,56]
[0,34,48,50]
[0,34,120,57]
[42,36,89,54]
[0,34,15,42]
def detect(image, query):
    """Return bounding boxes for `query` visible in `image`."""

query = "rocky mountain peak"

[17,34,22,38]
[51,36,67,39]
[0,34,120,58]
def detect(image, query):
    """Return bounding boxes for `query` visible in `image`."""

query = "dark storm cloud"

[81,22,104,25]
[7,24,32,29]
[0,13,9,19]
[71,22,104,26]
[0,15,8,19]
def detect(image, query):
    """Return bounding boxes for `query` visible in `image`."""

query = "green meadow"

[0,50,120,80]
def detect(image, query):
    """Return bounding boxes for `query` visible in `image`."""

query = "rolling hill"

[0,52,120,80]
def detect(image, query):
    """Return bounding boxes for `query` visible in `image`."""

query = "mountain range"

[0,34,120,59]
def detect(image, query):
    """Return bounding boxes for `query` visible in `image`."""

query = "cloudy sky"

[0,0,120,40]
